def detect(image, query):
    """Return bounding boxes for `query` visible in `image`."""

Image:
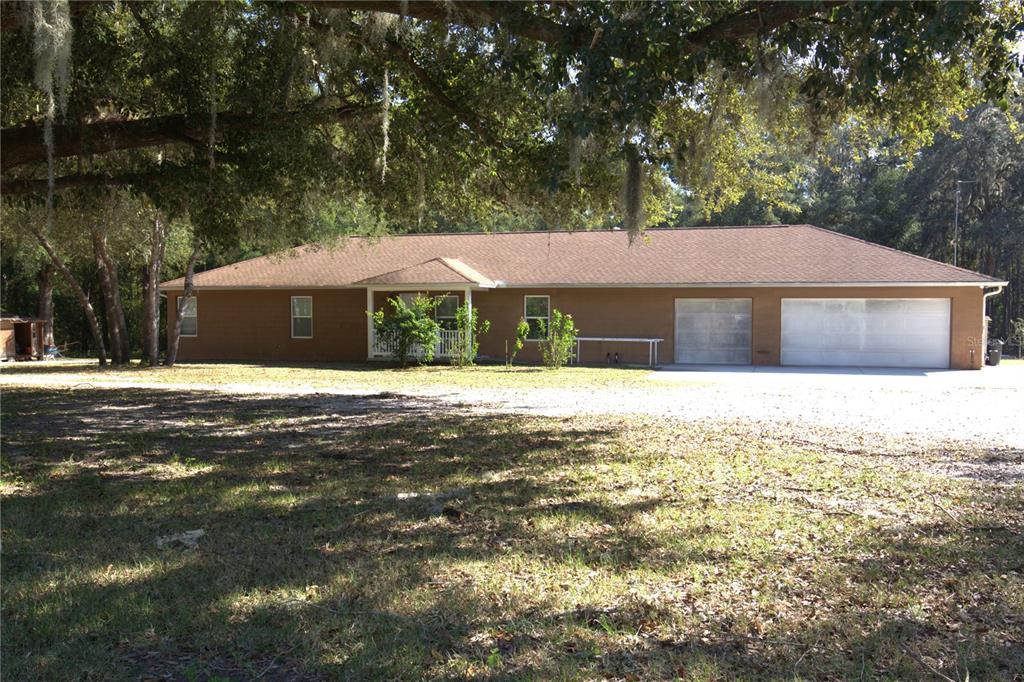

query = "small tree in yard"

[1010,318,1024,359]
[508,318,530,366]
[539,309,578,369]
[371,296,440,367]
[450,303,491,368]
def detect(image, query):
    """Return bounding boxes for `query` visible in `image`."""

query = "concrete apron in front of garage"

[652,363,1024,390]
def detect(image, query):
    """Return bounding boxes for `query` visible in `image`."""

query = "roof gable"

[160,225,1002,290]
[354,257,495,287]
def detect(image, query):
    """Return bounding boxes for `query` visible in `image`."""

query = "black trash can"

[987,339,1004,366]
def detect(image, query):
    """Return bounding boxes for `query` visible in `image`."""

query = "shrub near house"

[449,302,490,368]
[370,295,440,366]
[508,318,530,366]
[538,309,578,369]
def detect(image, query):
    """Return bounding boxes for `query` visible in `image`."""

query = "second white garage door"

[674,298,752,364]
[781,298,951,368]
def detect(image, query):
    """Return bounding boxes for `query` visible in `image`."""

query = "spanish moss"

[209,49,217,173]
[380,66,390,183]
[29,0,73,233]
[623,143,644,238]
[416,160,426,228]
[567,129,581,186]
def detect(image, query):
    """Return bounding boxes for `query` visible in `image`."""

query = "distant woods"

[666,103,1024,339]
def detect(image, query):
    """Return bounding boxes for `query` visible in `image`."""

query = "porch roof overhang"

[353,257,496,289]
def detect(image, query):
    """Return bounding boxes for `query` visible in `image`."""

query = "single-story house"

[160,224,1006,369]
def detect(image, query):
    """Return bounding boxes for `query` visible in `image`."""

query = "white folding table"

[573,337,664,368]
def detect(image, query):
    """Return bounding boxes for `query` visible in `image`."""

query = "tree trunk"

[142,216,168,366]
[32,228,107,366]
[91,226,128,365]
[96,228,132,361]
[140,265,150,364]
[36,263,56,348]
[165,247,199,367]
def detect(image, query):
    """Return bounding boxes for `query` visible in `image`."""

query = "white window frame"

[179,296,197,337]
[435,294,459,329]
[523,295,550,341]
[291,295,313,339]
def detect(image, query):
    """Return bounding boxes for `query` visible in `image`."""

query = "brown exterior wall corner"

[167,285,988,370]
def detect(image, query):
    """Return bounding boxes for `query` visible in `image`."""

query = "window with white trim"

[179,296,197,337]
[524,295,549,340]
[291,296,313,338]
[435,294,459,330]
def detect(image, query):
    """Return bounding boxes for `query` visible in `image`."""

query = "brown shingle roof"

[160,224,1002,290]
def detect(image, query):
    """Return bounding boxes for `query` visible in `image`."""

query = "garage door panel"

[781,298,950,368]
[681,299,714,313]
[677,333,710,348]
[675,298,752,365]
[682,348,747,365]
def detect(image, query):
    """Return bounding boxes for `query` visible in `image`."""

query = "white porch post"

[464,287,473,358]
[366,287,374,359]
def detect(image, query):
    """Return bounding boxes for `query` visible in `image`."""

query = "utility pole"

[953,178,977,268]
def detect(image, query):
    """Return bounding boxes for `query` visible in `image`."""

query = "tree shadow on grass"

[0,359,543,377]
[2,386,621,679]
[2,386,1022,680]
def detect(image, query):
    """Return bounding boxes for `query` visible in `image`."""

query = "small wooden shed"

[0,314,46,361]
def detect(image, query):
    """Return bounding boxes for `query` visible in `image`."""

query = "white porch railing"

[371,328,463,359]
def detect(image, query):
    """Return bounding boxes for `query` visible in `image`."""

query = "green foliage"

[449,302,490,369]
[3,1,1021,237]
[0,190,194,351]
[371,295,440,367]
[538,309,578,370]
[662,98,1024,340]
[1008,318,1024,357]
[509,318,530,366]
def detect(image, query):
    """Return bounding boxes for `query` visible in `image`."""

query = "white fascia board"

[158,280,1004,292]
[494,281,1005,288]
[159,282,497,292]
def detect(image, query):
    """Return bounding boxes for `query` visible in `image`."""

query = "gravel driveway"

[4,364,1022,447]
[372,365,1017,449]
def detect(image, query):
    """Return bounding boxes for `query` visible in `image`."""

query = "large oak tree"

[3,1,1021,230]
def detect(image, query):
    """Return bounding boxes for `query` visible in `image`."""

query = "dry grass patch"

[0,359,671,392]
[2,386,1022,680]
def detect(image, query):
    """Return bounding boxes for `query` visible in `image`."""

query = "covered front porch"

[370,325,466,360]
[360,257,496,361]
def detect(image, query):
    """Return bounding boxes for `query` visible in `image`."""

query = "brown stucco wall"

[470,286,986,369]
[167,289,367,362]
[168,285,988,369]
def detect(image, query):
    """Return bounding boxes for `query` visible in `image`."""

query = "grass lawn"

[2,385,1021,680]
[0,359,675,392]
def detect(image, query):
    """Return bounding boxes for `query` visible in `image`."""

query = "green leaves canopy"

[1,0,1021,240]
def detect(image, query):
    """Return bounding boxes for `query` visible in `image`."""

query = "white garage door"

[781,298,950,368]
[674,298,752,364]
